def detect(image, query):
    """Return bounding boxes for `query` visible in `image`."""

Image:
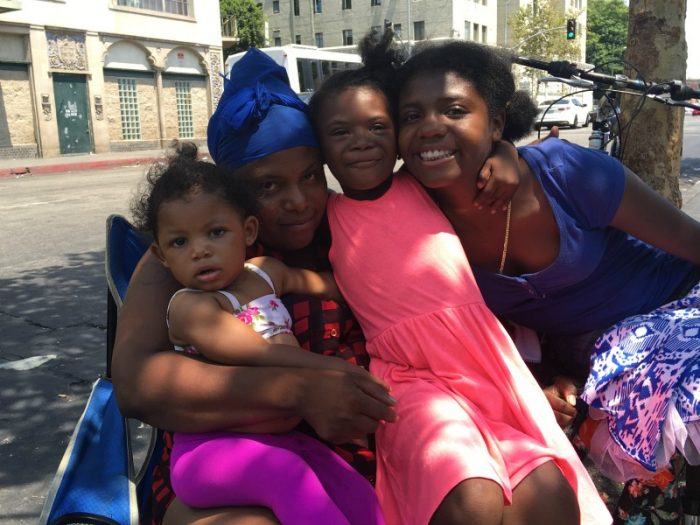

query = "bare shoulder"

[246,256,288,287]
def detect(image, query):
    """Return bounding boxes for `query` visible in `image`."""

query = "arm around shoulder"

[252,256,342,302]
[111,252,392,436]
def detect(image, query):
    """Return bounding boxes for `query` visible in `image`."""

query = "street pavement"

[0,126,699,522]
[1,130,698,216]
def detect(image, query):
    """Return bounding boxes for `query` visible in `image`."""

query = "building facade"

[0,0,224,159]
[260,0,586,68]
[262,0,498,50]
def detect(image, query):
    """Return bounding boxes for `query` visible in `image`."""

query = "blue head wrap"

[208,48,319,170]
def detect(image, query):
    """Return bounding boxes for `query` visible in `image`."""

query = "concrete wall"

[0,65,37,159]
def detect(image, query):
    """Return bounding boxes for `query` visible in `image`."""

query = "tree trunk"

[621,0,687,207]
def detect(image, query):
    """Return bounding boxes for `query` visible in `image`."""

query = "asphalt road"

[1,119,699,523]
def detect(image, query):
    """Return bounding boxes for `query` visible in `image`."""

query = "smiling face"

[237,146,328,251]
[316,86,397,194]
[398,71,504,193]
[152,191,258,291]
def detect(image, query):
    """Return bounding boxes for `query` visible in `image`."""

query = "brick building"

[0,0,224,159]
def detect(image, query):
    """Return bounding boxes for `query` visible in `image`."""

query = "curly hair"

[394,40,538,142]
[131,140,258,237]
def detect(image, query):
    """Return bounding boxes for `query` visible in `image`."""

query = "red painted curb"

[0,156,159,178]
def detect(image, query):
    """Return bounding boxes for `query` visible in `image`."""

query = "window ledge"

[110,5,195,22]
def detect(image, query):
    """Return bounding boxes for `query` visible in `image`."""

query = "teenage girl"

[394,38,700,522]
[131,145,385,525]
[307,31,611,525]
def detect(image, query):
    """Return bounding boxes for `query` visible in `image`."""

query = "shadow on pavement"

[0,250,106,518]
[681,157,700,186]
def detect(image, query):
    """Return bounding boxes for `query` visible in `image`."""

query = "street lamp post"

[407,0,412,50]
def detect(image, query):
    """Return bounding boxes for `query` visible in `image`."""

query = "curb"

[0,156,160,178]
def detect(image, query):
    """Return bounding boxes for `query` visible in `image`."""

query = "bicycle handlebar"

[512,55,700,102]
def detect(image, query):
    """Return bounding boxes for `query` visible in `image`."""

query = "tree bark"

[621,0,687,207]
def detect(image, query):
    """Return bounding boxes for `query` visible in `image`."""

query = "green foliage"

[220,0,266,57]
[510,0,580,62]
[586,0,628,74]
[510,0,582,97]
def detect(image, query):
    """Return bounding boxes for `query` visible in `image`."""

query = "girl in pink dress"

[307,31,611,525]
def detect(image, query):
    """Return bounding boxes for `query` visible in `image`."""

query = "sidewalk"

[0,147,210,178]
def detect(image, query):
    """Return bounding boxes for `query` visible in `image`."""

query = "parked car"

[535,97,590,129]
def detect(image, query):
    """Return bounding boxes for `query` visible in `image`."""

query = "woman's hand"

[297,367,397,443]
[542,375,578,429]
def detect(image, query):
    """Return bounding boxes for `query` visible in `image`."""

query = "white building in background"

[258,0,587,104]
[261,0,498,50]
[259,0,586,68]
[0,1,224,159]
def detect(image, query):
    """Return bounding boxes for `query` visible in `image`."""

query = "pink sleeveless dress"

[327,170,610,525]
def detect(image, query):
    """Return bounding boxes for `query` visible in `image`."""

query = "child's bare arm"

[474,129,560,213]
[474,140,520,213]
[253,256,343,302]
[169,291,355,372]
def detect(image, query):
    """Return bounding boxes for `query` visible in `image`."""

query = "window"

[393,23,401,37]
[314,0,322,13]
[414,21,425,41]
[175,80,194,138]
[473,22,479,42]
[117,78,141,140]
[481,25,487,43]
[293,0,299,16]
[342,29,353,45]
[116,0,190,16]
[315,32,324,47]
[295,34,302,44]
[464,20,471,40]
[342,0,351,10]
[221,16,237,38]
[371,0,381,5]
[272,0,279,13]
[273,30,282,46]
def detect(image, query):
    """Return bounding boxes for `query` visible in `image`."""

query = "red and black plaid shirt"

[147,219,375,524]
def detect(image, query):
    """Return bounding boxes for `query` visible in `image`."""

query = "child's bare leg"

[163,499,280,525]
[429,478,504,525]
[503,461,579,525]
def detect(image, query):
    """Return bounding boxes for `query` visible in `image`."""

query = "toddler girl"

[132,144,385,525]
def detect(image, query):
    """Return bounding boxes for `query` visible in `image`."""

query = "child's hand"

[474,140,520,213]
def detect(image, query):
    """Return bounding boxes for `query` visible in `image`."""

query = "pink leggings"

[171,430,385,525]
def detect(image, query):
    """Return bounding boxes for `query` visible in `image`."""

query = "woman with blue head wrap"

[112,48,396,525]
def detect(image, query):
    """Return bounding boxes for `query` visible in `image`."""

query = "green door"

[53,73,92,154]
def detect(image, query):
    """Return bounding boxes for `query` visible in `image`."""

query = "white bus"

[225,45,362,100]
